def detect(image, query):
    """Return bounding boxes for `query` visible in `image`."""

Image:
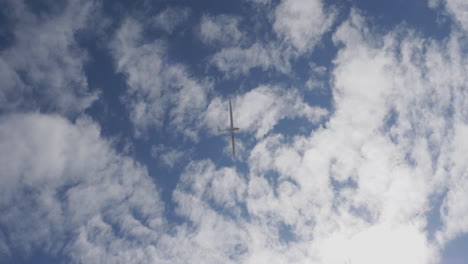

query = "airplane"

[218,99,240,157]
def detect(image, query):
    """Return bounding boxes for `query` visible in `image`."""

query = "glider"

[218,99,240,157]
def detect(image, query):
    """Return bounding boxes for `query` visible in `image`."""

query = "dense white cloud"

[111,18,210,139]
[0,0,98,114]
[0,113,165,263]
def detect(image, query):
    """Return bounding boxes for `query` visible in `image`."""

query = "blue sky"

[1,0,468,263]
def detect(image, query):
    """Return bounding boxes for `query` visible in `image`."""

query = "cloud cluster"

[0,113,165,263]
[0,0,98,114]
[204,85,328,139]
[431,0,468,31]
[167,9,468,264]
[273,0,335,53]
[111,18,210,139]
[209,0,335,77]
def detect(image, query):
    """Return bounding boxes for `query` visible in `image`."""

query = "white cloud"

[273,0,335,53]
[437,122,468,244]
[204,85,328,141]
[170,9,468,263]
[198,14,244,46]
[306,63,328,90]
[165,160,249,263]
[0,0,99,114]
[316,222,437,264]
[208,0,335,77]
[153,6,191,34]
[0,113,165,262]
[210,42,292,76]
[111,18,210,139]
[439,0,468,31]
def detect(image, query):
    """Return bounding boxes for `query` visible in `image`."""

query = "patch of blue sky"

[272,116,323,138]
[426,190,447,241]
[344,0,452,39]
[0,4,15,51]
[278,221,298,244]
[440,234,468,264]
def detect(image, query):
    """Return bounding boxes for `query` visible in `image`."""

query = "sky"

[0,0,468,263]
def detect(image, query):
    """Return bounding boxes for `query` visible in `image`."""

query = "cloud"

[434,0,468,31]
[151,144,186,168]
[198,14,244,46]
[306,63,328,91]
[210,42,293,76]
[245,0,272,5]
[172,9,467,263]
[437,122,468,244]
[204,85,328,139]
[0,0,99,115]
[329,9,467,236]
[273,0,336,53]
[111,18,210,139]
[0,113,165,263]
[153,6,191,34]
[208,0,336,77]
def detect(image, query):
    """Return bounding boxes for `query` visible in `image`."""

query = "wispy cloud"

[207,0,336,77]
[153,6,191,34]
[111,18,210,139]
[151,144,186,168]
[431,0,468,31]
[198,14,244,46]
[204,85,328,139]
[0,0,99,114]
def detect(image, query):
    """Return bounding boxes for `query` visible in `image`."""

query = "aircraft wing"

[231,130,236,157]
[229,99,234,130]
